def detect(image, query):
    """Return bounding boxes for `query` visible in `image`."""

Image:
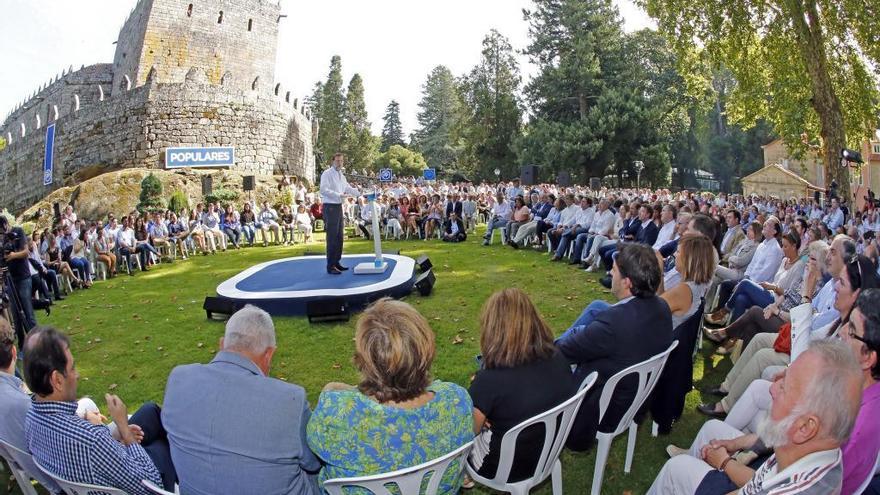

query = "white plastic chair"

[0,438,39,495]
[590,341,678,495]
[142,479,179,495]
[467,372,599,495]
[33,458,129,495]
[322,441,473,495]
[855,449,880,495]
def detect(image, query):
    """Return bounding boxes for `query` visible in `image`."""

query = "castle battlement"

[0,0,315,216]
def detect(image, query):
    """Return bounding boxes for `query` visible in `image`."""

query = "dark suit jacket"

[620,218,640,240]
[557,295,672,451]
[636,221,659,246]
[445,201,463,219]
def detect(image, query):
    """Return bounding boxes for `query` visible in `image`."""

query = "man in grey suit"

[162,305,321,495]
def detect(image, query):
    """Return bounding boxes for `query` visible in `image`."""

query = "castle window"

[187,4,193,17]
[218,11,223,23]
[248,19,253,31]
[275,83,281,96]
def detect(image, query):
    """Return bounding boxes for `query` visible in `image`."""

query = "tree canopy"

[412,66,466,172]
[373,145,429,177]
[640,0,880,198]
[341,74,378,172]
[380,100,406,152]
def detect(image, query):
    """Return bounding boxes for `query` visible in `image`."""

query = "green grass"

[2,227,733,495]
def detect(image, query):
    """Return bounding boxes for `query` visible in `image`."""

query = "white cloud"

[1,0,654,135]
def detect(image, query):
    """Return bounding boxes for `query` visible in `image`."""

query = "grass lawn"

[3,226,733,495]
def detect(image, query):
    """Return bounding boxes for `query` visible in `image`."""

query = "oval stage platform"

[216,254,417,316]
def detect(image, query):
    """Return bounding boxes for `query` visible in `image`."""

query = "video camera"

[0,229,22,269]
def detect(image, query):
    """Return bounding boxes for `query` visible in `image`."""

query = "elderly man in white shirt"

[552,197,594,261]
[546,194,581,252]
[570,199,614,264]
[257,201,281,246]
[482,193,513,245]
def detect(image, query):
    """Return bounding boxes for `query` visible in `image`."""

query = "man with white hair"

[162,305,320,495]
[647,339,863,494]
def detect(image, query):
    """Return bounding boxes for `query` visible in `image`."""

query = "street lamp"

[634,161,645,189]
[494,168,501,181]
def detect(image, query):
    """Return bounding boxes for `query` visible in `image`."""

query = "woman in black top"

[469,288,575,483]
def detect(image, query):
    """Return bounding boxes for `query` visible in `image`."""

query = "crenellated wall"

[0,0,315,216]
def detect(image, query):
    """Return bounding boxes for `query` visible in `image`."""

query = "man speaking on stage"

[320,153,360,275]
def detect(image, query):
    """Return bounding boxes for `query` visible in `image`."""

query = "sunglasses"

[849,329,879,350]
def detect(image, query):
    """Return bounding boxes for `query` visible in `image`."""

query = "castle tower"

[112,0,281,92]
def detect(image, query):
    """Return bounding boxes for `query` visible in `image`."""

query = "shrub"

[167,190,190,213]
[137,173,165,213]
[205,188,239,205]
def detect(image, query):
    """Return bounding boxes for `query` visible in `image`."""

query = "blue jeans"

[555,227,588,258]
[10,276,36,343]
[242,224,256,244]
[557,300,612,342]
[599,243,619,271]
[136,244,159,269]
[571,232,595,263]
[725,280,775,321]
[69,257,92,280]
[484,217,509,242]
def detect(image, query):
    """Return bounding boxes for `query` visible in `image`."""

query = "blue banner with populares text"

[43,123,55,186]
[165,146,235,169]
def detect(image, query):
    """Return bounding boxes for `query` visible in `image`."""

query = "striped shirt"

[741,448,842,495]
[25,399,161,495]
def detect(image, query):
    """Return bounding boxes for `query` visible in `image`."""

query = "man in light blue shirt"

[823,198,845,232]
[162,305,321,495]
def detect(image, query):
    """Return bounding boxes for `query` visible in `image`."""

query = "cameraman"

[0,216,36,343]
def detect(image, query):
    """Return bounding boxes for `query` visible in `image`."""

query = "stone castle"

[0,0,316,215]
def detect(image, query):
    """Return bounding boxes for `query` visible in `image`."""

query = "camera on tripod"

[0,229,21,269]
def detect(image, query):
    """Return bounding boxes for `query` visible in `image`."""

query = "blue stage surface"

[216,254,417,316]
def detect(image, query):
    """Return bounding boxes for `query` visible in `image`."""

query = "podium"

[354,191,389,275]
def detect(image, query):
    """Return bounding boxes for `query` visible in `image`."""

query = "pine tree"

[413,66,465,171]
[315,56,346,166]
[460,29,523,180]
[341,74,378,172]
[380,100,405,152]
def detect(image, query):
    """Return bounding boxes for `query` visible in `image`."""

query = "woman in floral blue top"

[307,298,473,494]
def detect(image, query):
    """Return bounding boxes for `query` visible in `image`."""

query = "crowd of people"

[2,177,880,494]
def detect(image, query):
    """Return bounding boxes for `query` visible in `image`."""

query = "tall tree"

[380,100,405,152]
[315,56,346,166]
[640,0,880,199]
[413,66,465,171]
[341,74,378,172]
[460,29,523,180]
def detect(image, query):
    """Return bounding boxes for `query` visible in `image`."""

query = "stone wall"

[0,77,314,215]
[0,0,313,216]
[114,0,281,92]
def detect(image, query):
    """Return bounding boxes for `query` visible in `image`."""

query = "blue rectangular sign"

[423,168,436,181]
[165,146,235,169]
[43,124,55,186]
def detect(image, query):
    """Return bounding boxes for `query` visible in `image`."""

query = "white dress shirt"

[491,201,512,220]
[560,204,580,227]
[116,228,136,249]
[823,208,844,231]
[319,167,359,204]
[574,206,595,229]
[589,209,616,235]
[743,238,784,283]
[652,220,676,250]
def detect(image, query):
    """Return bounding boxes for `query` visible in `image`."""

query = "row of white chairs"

[1,342,679,495]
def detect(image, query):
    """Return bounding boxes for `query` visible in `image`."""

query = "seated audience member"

[166,211,189,258]
[707,220,760,304]
[719,209,746,259]
[698,254,877,418]
[583,203,632,271]
[658,233,716,330]
[469,288,575,482]
[294,204,314,242]
[202,203,227,251]
[442,211,467,243]
[551,197,594,261]
[24,327,175,493]
[508,193,554,248]
[134,217,160,271]
[92,228,118,276]
[239,202,258,246]
[648,339,863,495]
[0,318,62,494]
[570,198,614,264]
[557,242,673,450]
[706,229,803,325]
[482,193,513,245]
[68,230,93,287]
[148,212,170,253]
[186,210,211,255]
[309,197,323,223]
[534,197,566,247]
[280,205,296,245]
[705,216,784,324]
[222,204,242,249]
[29,232,64,301]
[707,240,831,352]
[259,201,282,246]
[307,299,472,493]
[163,305,320,495]
[596,205,658,286]
[505,196,531,242]
[44,233,83,287]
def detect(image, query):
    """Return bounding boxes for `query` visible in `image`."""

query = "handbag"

[773,323,792,354]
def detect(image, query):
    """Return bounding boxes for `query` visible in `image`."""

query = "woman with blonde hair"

[469,288,574,482]
[307,299,472,494]
[659,233,717,330]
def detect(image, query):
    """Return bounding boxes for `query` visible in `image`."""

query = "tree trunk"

[787,0,850,200]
